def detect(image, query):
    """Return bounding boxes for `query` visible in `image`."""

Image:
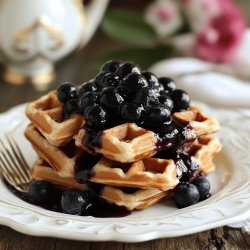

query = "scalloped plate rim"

[0,103,249,242]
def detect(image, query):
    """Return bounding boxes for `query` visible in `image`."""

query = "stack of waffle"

[25,91,222,211]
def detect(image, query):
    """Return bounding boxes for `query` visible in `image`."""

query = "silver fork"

[0,132,32,192]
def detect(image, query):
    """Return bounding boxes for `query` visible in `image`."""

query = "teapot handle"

[82,0,109,45]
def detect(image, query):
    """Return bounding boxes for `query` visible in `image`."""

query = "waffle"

[91,157,179,191]
[75,123,158,162]
[100,186,171,210]
[188,136,222,174]
[75,107,220,163]
[32,158,86,190]
[173,107,220,136]
[25,124,100,178]
[26,91,85,146]
[32,158,170,210]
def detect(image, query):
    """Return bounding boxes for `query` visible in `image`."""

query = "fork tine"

[0,139,24,183]
[4,133,31,182]
[0,154,17,186]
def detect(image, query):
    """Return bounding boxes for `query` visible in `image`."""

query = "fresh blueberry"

[134,87,158,108]
[171,89,190,112]
[64,99,79,118]
[84,104,108,128]
[158,77,176,93]
[120,73,148,95]
[79,80,98,96]
[155,83,164,94]
[115,62,141,78]
[95,71,107,87]
[100,87,125,111]
[61,189,92,215]
[158,95,174,110]
[144,105,171,128]
[141,71,158,87]
[57,83,78,103]
[78,92,99,114]
[28,180,54,204]
[177,157,199,182]
[100,73,120,88]
[174,183,200,208]
[159,123,179,142]
[75,169,89,184]
[192,176,210,201]
[101,60,122,73]
[121,103,144,123]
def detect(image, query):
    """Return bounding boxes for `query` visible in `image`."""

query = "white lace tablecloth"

[150,57,250,234]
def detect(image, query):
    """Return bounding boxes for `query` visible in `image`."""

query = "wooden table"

[0,1,249,249]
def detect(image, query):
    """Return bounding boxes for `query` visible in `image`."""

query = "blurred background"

[0,0,249,113]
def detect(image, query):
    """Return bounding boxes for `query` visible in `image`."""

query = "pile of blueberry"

[56,60,190,131]
[26,180,129,216]
[174,175,211,208]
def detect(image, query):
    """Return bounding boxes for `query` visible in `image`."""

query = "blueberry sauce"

[74,154,101,182]
[82,129,103,152]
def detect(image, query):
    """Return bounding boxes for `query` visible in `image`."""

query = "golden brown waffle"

[32,159,170,210]
[91,157,179,191]
[75,107,220,163]
[25,124,99,178]
[32,158,86,190]
[188,136,222,174]
[100,186,171,210]
[26,91,85,146]
[198,136,222,157]
[75,123,158,162]
[173,107,220,136]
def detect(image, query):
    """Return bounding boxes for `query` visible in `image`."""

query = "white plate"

[0,104,249,242]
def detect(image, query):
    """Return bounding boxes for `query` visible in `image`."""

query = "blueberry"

[178,157,199,182]
[75,169,89,184]
[64,99,79,118]
[100,73,120,88]
[174,183,200,208]
[158,77,176,93]
[95,71,107,86]
[61,189,91,215]
[120,73,148,95]
[78,92,99,114]
[192,176,210,201]
[158,95,174,110]
[57,83,78,103]
[28,180,54,204]
[155,83,164,94]
[84,104,107,128]
[171,89,190,112]
[115,62,141,78]
[121,103,144,123]
[141,71,158,87]
[79,80,98,96]
[101,60,122,73]
[144,105,171,128]
[134,87,158,108]
[100,87,124,111]
[159,123,179,141]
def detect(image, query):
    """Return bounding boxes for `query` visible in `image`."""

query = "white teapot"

[0,0,109,88]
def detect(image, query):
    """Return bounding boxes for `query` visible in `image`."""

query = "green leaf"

[101,9,157,45]
[94,45,173,72]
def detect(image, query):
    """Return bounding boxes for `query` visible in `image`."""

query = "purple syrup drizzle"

[82,129,103,152]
